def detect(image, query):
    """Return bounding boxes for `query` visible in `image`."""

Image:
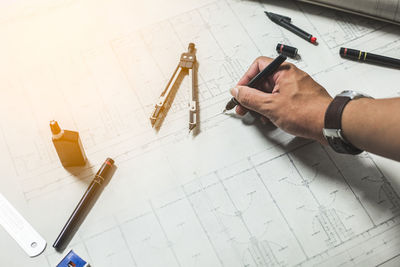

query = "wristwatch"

[323,90,372,155]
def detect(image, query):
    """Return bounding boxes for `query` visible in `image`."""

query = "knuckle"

[255,56,272,66]
[288,62,297,69]
[278,64,293,76]
[279,63,304,80]
[285,63,296,73]
[255,56,267,62]
[262,94,272,105]
[297,70,309,82]
[258,96,274,115]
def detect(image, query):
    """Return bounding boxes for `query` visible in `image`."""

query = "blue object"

[57,250,89,267]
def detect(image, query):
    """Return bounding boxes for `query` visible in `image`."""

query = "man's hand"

[231,56,332,143]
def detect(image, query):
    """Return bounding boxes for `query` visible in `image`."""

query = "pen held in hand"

[223,55,287,112]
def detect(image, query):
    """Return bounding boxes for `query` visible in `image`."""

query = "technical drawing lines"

[181,184,225,266]
[149,200,183,267]
[42,140,400,267]
[301,3,387,49]
[246,236,282,266]
[381,182,400,213]
[315,207,353,246]
[250,158,310,263]
[2,0,325,181]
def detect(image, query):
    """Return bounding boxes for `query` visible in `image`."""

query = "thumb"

[230,86,271,114]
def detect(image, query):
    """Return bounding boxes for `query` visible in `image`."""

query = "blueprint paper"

[0,0,400,266]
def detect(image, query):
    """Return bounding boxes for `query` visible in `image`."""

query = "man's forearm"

[342,97,400,161]
[231,56,400,161]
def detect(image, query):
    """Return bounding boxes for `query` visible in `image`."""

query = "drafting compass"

[150,43,197,131]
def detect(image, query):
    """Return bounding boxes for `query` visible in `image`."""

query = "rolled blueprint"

[296,0,400,25]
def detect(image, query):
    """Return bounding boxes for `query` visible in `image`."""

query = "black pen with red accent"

[340,47,400,69]
[265,11,317,44]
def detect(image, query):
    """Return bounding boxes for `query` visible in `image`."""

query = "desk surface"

[0,0,400,266]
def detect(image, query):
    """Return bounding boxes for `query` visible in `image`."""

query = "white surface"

[0,0,400,266]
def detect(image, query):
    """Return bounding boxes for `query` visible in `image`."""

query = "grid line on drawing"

[7,0,393,181]
[303,7,386,49]
[45,141,400,267]
[2,0,400,266]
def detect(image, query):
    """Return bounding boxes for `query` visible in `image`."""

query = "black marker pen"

[223,55,287,112]
[340,47,400,69]
[53,158,115,251]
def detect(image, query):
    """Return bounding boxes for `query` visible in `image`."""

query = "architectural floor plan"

[0,0,399,266]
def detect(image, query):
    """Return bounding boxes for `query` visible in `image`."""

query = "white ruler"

[0,193,46,257]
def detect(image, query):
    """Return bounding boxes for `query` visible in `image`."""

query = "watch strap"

[324,96,363,155]
[324,96,350,129]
